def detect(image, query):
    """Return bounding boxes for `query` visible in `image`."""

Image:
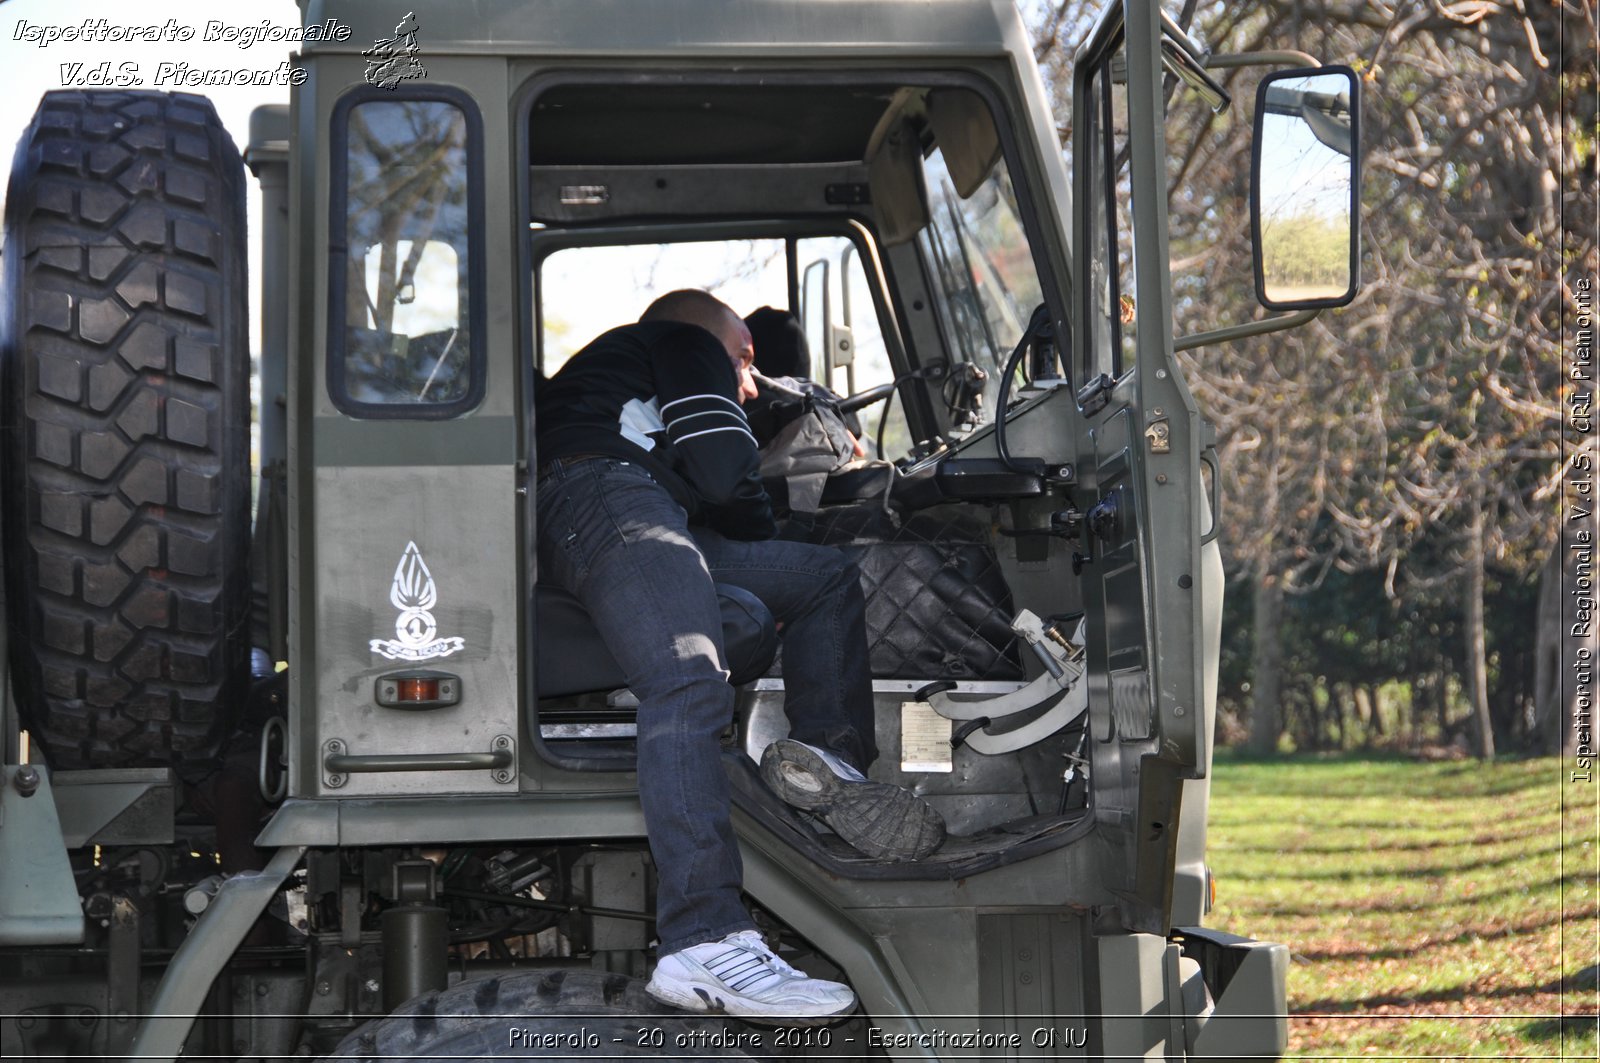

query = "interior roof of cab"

[528,82,902,167]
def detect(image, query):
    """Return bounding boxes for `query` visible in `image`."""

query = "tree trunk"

[1355,684,1380,743]
[1249,570,1285,754]
[1464,500,1496,761]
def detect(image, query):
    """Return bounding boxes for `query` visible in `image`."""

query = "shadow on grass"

[1293,908,1597,961]
[1263,871,1578,916]
[1296,975,1568,1013]
[1218,826,1554,855]
[1213,751,1558,800]
[1221,839,1565,881]
[1520,1014,1600,1047]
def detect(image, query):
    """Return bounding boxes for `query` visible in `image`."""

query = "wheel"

[326,969,755,1062]
[0,91,251,774]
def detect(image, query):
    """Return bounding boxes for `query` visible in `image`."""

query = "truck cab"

[1,1,1358,1058]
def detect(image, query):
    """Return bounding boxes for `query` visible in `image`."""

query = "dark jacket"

[536,321,776,540]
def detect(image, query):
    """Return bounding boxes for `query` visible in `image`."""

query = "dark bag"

[748,375,863,515]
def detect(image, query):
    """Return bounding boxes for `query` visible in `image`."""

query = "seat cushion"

[535,583,778,697]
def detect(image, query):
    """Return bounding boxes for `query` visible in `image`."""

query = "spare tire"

[0,91,251,774]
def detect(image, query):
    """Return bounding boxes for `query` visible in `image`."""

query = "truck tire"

[327,969,754,1062]
[0,91,251,774]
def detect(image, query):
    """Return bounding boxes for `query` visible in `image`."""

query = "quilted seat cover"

[789,504,1023,680]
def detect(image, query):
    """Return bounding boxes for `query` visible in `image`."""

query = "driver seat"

[534,583,778,698]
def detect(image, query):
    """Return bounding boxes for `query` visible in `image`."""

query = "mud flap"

[1098,928,1287,1060]
[1176,925,1289,1059]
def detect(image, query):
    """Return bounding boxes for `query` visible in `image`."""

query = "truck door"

[1070,0,1217,931]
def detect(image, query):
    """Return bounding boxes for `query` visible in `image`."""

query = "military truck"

[0,0,1359,1058]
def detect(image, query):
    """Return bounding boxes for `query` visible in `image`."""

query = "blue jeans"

[535,457,875,955]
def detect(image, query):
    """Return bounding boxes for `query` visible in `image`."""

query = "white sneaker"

[646,929,855,1023]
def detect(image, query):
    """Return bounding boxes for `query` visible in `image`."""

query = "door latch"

[1144,408,1171,454]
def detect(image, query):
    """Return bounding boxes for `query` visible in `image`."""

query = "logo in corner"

[363,12,427,90]
[370,541,464,661]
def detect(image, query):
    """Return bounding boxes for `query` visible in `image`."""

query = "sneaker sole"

[761,740,945,861]
[645,976,854,1025]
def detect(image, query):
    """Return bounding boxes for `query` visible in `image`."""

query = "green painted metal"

[0,767,84,946]
[127,845,305,1063]
[255,794,646,847]
[310,415,517,467]
[1097,932,1173,1058]
[50,769,175,849]
[301,0,1024,59]
[1174,308,1322,352]
[1182,927,1291,1058]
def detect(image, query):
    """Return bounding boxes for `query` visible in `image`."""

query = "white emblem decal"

[370,541,465,661]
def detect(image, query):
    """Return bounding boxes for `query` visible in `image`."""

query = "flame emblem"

[370,541,465,661]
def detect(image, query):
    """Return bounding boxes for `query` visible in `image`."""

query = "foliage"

[1024,0,1594,755]
[1216,564,1545,750]
[1207,754,1597,1059]
[1260,211,1352,297]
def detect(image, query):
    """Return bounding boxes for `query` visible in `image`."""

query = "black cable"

[876,384,894,459]
[442,887,654,924]
[994,304,1052,475]
[852,364,945,460]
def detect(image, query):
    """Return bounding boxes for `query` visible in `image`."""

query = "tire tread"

[3,90,250,772]
[327,969,753,1062]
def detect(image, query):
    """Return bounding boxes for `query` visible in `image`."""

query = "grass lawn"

[1205,754,1598,1060]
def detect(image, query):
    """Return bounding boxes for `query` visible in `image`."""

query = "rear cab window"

[329,89,485,417]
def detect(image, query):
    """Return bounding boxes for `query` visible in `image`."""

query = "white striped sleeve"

[675,424,760,446]
[662,393,753,446]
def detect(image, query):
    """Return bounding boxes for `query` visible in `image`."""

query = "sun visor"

[866,116,929,246]
[926,88,1002,199]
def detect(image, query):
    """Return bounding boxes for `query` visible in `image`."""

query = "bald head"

[641,289,736,332]
[640,289,758,403]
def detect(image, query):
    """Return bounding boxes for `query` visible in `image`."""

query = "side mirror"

[1251,66,1361,310]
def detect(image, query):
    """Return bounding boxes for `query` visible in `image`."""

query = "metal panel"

[308,465,519,797]
[977,913,1090,1055]
[302,0,1018,59]
[1110,668,1152,741]
[0,767,84,946]
[1096,932,1172,1059]
[51,769,175,849]
[128,846,304,1063]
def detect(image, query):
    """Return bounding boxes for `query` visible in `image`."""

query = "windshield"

[918,146,1045,427]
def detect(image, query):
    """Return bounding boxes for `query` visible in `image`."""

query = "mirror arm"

[1204,51,1320,70]
[1173,308,1320,353]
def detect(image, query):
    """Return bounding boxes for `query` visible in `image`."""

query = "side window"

[1079,41,1138,381]
[330,93,482,416]
[794,236,907,458]
[537,240,787,374]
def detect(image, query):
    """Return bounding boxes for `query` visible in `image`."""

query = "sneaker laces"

[700,931,799,994]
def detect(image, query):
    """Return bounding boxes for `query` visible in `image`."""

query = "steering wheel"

[837,379,900,414]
